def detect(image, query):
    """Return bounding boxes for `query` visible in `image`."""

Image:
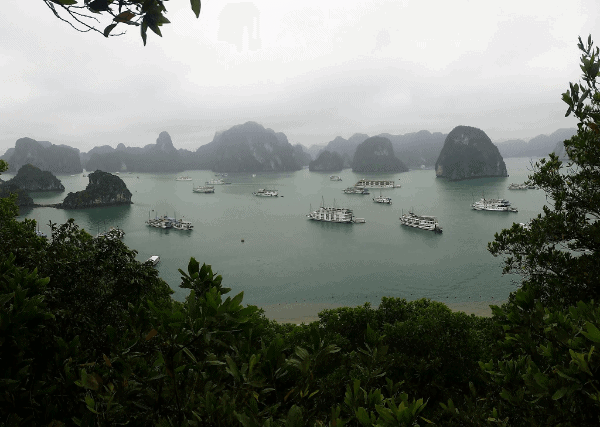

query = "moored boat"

[253,189,278,197]
[307,198,365,223]
[400,211,442,233]
[354,178,399,188]
[508,183,528,190]
[373,190,392,204]
[176,176,192,181]
[472,198,518,212]
[330,175,342,181]
[193,185,215,193]
[343,187,370,195]
[146,255,160,266]
[206,178,231,185]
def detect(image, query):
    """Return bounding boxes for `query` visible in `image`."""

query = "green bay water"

[13,158,546,312]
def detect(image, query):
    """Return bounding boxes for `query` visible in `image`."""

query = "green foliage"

[480,293,600,425]
[42,0,201,45]
[488,35,600,308]
[179,257,230,298]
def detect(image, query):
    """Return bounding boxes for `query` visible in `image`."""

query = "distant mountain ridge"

[314,130,445,169]
[195,121,303,173]
[352,136,408,173]
[495,128,576,158]
[1,126,577,174]
[5,137,82,174]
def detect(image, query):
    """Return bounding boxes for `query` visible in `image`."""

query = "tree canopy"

[42,0,201,45]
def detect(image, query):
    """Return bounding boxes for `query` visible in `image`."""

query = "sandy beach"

[260,299,502,324]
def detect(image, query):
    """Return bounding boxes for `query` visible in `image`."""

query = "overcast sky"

[1,0,596,154]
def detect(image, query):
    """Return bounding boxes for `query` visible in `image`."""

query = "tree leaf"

[141,20,148,46]
[190,0,201,18]
[145,329,158,340]
[51,0,79,5]
[103,23,117,38]
[114,11,136,22]
[89,0,110,12]
[552,387,568,400]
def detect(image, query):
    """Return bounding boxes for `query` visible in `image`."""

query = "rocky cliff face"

[435,126,508,181]
[59,170,132,209]
[85,131,184,173]
[309,150,344,172]
[352,137,408,173]
[7,164,65,192]
[7,138,82,174]
[553,140,570,160]
[293,144,312,167]
[379,130,446,169]
[195,122,302,172]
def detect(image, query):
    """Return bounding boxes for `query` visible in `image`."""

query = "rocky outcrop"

[352,137,408,173]
[59,170,132,209]
[0,182,35,207]
[293,144,312,167]
[7,137,82,174]
[553,140,570,160]
[7,164,65,192]
[379,130,446,169]
[195,122,302,173]
[317,133,369,168]
[309,150,344,172]
[85,132,185,173]
[435,126,508,181]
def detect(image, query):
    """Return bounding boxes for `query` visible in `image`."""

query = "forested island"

[59,170,133,209]
[5,163,65,192]
[435,126,508,181]
[352,136,408,173]
[309,150,344,171]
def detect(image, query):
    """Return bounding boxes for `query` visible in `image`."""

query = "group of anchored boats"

[146,213,194,231]
[307,179,526,231]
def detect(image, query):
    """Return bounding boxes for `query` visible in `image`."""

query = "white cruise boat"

[253,189,278,197]
[400,211,442,233]
[472,198,518,212]
[176,176,192,181]
[206,178,231,185]
[173,219,194,231]
[146,255,160,266]
[307,199,365,223]
[373,190,392,204]
[373,196,392,204]
[146,214,173,228]
[354,178,399,188]
[193,185,215,193]
[330,175,342,181]
[343,187,370,195]
[508,183,528,190]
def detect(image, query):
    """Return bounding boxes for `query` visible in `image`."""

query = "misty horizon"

[2,0,593,154]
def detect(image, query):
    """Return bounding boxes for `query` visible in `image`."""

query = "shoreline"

[260,299,501,324]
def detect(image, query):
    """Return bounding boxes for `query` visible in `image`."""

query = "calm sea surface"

[12,157,547,310]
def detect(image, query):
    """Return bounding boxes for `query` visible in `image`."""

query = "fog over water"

[1,1,595,154]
